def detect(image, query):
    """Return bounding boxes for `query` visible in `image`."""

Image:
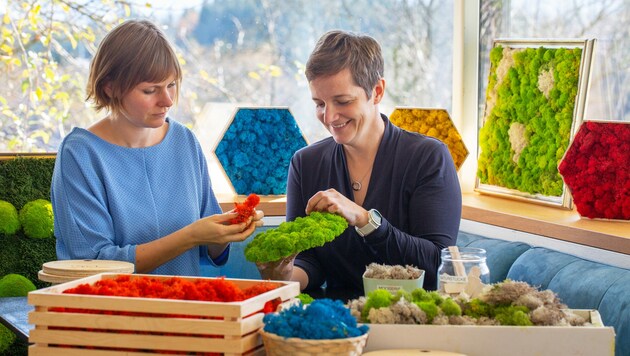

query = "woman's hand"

[305,189,368,227]
[187,210,264,245]
[256,254,297,281]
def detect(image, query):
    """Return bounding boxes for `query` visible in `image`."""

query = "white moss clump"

[364,263,423,280]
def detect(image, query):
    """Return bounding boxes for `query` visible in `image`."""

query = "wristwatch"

[355,209,382,237]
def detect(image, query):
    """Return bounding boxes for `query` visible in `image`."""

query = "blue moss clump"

[263,299,369,339]
[0,200,20,235]
[18,199,54,239]
[215,108,308,195]
[0,273,36,297]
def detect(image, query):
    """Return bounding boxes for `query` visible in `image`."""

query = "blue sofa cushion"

[599,272,630,356]
[507,247,580,289]
[548,259,628,309]
[507,246,629,356]
[200,227,267,280]
[457,232,530,283]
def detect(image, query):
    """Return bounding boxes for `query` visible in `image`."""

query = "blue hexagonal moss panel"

[215,107,308,195]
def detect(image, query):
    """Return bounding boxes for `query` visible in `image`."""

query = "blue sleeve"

[196,137,228,266]
[51,139,136,264]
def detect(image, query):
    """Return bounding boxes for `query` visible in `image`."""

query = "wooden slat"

[29,328,261,353]
[28,344,266,356]
[28,311,264,335]
[28,273,299,319]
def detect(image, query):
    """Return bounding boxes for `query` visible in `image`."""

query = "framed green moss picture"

[475,39,596,209]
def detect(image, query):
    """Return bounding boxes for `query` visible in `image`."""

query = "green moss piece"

[440,297,462,316]
[297,293,315,305]
[410,287,432,303]
[0,200,20,235]
[19,199,54,239]
[415,300,439,323]
[462,298,492,318]
[0,324,17,354]
[244,212,348,263]
[0,273,36,297]
[362,289,394,322]
[494,305,533,326]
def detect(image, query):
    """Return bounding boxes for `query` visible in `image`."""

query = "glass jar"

[438,247,490,296]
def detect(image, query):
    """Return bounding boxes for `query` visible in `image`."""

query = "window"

[478,0,629,123]
[1,0,454,194]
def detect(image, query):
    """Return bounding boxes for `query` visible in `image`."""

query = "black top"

[287,114,462,295]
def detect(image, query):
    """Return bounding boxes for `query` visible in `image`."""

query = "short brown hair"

[86,19,182,115]
[305,30,384,99]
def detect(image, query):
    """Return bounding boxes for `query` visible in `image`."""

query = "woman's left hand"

[305,188,368,227]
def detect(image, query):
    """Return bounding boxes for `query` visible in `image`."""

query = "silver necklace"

[351,167,372,191]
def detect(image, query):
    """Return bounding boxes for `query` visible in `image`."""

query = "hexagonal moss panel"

[214,107,308,195]
[558,121,630,220]
[389,107,468,170]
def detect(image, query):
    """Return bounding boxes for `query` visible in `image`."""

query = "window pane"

[1,0,453,157]
[479,0,630,123]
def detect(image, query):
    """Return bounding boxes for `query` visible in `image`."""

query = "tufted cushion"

[599,272,630,356]
[457,232,530,283]
[507,247,630,356]
[506,247,580,289]
[456,231,487,246]
[548,260,628,309]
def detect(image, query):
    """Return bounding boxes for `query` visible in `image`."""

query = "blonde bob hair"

[86,19,182,116]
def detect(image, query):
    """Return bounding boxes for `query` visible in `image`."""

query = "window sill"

[461,192,630,255]
[216,193,630,255]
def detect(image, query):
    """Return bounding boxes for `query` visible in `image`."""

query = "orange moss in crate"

[390,108,469,170]
[28,273,299,355]
[60,275,276,302]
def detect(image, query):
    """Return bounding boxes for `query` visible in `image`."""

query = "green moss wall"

[0,157,57,289]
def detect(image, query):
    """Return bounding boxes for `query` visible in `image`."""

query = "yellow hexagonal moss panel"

[390,107,468,170]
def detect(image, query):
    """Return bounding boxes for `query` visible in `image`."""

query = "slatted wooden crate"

[27,273,300,355]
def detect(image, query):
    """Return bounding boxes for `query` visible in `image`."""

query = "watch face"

[370,209,382,224]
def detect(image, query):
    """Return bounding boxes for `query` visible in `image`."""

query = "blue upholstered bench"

[457,231,629,356]
[204,227,629,356]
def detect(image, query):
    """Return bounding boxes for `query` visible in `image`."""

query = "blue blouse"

[51,118,224,276]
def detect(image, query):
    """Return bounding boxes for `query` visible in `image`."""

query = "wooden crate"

[27,273,300,355]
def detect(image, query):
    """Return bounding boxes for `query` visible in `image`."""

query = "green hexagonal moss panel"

[214,107,308,195]
[558,121,630,220]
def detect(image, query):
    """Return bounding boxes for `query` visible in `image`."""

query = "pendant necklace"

[351,164,373,191]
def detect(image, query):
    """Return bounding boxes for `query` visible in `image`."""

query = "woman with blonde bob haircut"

[51,19,263,276]
[86,20,182,118]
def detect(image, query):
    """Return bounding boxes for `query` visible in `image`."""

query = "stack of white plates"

[38,260,135,284]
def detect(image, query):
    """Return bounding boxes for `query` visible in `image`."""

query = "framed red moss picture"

[475,39,596,209]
